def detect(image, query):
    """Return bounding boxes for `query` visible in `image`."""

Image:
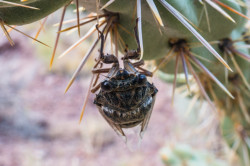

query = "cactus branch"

[158,0,232,71]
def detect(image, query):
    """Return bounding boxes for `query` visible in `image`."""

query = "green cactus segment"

[160,144,228,166]
[209,30,250,101]
[221,116,250,166]
[0,0,71,25]
[93,0,247,61]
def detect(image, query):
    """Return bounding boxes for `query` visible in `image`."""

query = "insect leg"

[131,59,144,66]
[132,60,153,77]
[91,63,119,93]
[122,18,141,60]
[91,83,101,93]
[136,67,153,77]
[124,59,153,76]
[92,68,111,74]
[95,25,105,60]
[124,60,139,74]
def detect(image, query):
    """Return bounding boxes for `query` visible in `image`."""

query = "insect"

[91,20,158,138]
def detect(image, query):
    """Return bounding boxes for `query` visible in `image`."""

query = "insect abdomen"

[101,95,153,126]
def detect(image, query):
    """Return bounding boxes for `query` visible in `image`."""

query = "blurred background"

[0,5,242,166]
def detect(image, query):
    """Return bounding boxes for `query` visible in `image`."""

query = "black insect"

[91,20,158,138]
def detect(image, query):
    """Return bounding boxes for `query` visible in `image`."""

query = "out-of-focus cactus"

[160,144,228,166]
[0,0,249,165]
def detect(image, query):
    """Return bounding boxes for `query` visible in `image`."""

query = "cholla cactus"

[160,143,228,166]
[0,0,249,165]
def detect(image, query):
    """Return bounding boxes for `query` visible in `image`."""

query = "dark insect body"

[92,20,158,138]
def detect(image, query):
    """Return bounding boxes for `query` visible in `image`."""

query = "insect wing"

[97,105,125,137]
[140,95,156,138]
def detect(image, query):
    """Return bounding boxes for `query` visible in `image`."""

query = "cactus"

[0,0,72,25]
[160,143,228,166]
[0,0,249,165]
